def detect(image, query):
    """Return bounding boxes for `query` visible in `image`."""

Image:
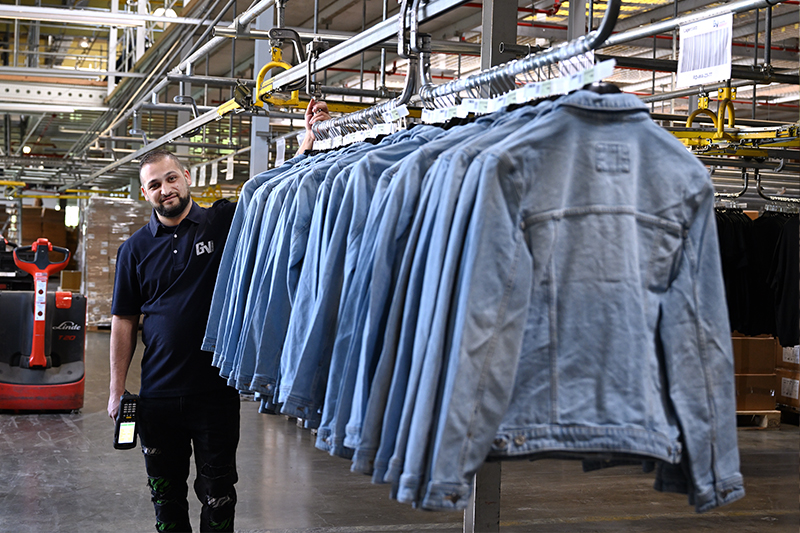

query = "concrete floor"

[0,330,798,533]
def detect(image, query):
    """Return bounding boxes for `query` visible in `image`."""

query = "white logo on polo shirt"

[195,241,215,256]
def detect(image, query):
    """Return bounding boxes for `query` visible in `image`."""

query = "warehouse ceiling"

[0,0,797,200]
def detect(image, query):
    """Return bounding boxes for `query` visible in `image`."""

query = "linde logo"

[54,321,82,331]
[195,241,215,256]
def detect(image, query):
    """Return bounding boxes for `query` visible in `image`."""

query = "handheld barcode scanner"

[114,391,139,450]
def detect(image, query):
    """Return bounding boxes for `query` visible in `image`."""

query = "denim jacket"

[419,91,742,513]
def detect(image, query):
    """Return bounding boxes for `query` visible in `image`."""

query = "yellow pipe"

[0,180,27,187]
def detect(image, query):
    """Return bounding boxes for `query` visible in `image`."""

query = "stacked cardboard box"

[20,206,67,248]
[775,345,800,410]
[82,197,150,326]
[732,335,779,411]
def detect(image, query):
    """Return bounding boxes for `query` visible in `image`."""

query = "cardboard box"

[60,270,82,292]
[775,368,800,409]
[732,336,779,375]
[776,346,800,373]
[735,374,776,411]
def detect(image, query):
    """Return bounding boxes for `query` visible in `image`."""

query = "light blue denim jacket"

[203,155,306,354]
[417,91,742,513]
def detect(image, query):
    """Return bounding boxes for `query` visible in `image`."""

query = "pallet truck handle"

[13,238,71,276]
[12,239,71,368]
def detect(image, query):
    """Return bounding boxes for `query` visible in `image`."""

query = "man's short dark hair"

[139,149,185,174]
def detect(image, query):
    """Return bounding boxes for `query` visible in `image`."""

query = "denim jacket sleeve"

[657,175,744,512]
[422,152,532,510]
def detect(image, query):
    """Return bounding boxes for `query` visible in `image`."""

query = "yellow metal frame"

[685,88,737,142]
[255,47,300,108]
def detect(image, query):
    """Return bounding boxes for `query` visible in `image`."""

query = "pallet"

[736,410,781,429]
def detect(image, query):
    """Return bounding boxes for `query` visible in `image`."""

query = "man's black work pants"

[138,389,240,533]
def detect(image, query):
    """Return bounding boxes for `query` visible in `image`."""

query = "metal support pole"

[250,6,274,176]
[314,0,320,84]
[380,0,388,88]
[463,462,501,533]
[108,5,119,98]
[3,114,10,156]
[13,18,19,67]
[567,0,587,41]
[481,0,518,72]
[136,0,146,62]
[752,8,759,119]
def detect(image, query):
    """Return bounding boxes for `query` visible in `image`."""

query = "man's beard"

[154,193,190,219]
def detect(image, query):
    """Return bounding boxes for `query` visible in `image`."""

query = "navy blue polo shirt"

[112,199,236,398]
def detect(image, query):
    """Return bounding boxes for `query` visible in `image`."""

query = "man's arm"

[107,314,140,420]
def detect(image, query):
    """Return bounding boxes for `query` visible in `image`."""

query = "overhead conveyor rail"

[60,0,796,194]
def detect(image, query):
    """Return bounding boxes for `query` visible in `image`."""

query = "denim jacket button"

[519,220,526,230]
[513,435,526,446]
[493,438,508,450]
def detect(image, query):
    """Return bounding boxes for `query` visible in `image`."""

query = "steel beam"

[0,4,214,27]
[596,55,799,84]
[603,0,791,49]
[267,0,473,93]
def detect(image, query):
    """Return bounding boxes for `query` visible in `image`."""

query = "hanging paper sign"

[275,136,286,166]
[225,154,234,180]
[210,162,218,185]
[677,13,733,88]
[198,165,206,187]
[190,166,197,185]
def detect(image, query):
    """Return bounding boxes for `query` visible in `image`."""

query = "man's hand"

[296,98,331,155]
[108,391,123,421]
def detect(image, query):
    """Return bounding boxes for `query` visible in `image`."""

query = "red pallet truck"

[0,238,86,410]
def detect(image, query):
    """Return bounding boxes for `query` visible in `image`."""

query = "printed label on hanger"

[191,166,198,185]
[374,123,393,136]
[226,154,234,180]
[198,165,206,187]
[382,104,410,123]
[276,137,286,166]
[317,138,332,150]
[677,13,732,88]
[210,162,218,185]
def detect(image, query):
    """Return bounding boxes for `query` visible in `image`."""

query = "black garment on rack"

[741,211,792,336]
[768,216,799,347]
[715,208,753,332]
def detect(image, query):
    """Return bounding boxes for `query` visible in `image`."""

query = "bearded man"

[108,149,239,532]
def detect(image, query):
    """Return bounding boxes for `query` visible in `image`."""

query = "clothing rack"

[303,3,624,532]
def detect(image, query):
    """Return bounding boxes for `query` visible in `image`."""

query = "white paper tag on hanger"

[210,162,218,185]
[523,82,541,101]
[382,104,410,123]
[226,154,234,179]
[275,137,286,166]
[594,59,616,82]
[198,165,206,187]
[374,123,392,137]
[317,138,331,150]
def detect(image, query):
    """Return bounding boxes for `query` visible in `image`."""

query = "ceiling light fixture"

[79,36,90,49]
[22,145,32,154]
